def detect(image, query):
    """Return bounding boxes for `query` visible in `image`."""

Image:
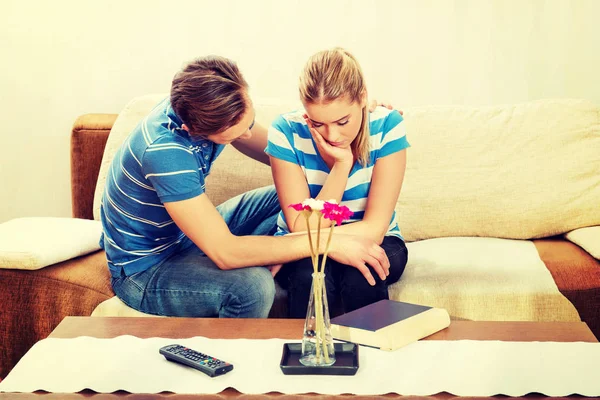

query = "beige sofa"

[1,96,599,378]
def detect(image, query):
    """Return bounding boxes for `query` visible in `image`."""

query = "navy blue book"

[330,300,450,351]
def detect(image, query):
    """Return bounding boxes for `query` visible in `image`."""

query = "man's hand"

[368,99,403,115]
[327,234,390,286]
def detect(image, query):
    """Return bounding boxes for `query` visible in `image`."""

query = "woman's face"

[303,95,365,149]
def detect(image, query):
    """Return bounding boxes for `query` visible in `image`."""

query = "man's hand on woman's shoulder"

[368,99,403,115]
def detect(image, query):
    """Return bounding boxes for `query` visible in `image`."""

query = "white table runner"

[1,336,599,396]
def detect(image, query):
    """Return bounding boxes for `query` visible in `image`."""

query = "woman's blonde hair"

[299,47,370,166]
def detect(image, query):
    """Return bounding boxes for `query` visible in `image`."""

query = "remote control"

[159,344,234,377]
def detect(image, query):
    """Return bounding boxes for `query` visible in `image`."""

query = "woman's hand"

[304,116,353,166]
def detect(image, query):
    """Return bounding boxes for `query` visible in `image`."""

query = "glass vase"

[300,272,336,366]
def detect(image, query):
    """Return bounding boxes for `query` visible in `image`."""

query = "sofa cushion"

[92,296,159,318]
[92,94,166,221]
[204,146,273,207]
[0,218,102,270]
[388,237,581,322]
[564,226,600,260]
[396,99,600,242]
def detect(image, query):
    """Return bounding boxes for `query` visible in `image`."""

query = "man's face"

[182,96,255,145]
[208,105,256,145]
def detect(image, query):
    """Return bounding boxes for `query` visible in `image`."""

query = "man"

[100,55,390,318]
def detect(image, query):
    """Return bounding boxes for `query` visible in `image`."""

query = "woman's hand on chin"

[305,117,353,166]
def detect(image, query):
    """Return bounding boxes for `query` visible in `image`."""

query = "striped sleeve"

[141,137,204,203]
[265,115,299,165]
[378,110,410,158]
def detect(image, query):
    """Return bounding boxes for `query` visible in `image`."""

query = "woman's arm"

[334,149,407,243]
[270,156,351,232]
[271,149,407,245]
[271,117,357,232]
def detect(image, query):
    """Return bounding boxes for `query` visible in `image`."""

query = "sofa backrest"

[398,100,600,241]
[93,96,600,242]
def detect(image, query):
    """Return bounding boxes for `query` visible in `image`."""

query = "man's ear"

[182,124,190,132]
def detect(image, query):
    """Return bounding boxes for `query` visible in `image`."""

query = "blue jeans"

[111,186,280,318]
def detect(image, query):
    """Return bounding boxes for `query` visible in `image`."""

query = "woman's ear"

[182,124,190,132]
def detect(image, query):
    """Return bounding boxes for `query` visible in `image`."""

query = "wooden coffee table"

[1,317,596,399]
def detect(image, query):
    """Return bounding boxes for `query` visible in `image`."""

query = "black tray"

[280,343,359,375]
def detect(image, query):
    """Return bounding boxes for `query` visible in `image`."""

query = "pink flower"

[322,202,353,226]
[289,202,310,211]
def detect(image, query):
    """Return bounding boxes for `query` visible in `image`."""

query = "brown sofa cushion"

[0,250,112,378]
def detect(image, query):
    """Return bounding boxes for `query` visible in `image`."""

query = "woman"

[266,48,409,318]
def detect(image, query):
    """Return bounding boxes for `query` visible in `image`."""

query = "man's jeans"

[111,186,280,318]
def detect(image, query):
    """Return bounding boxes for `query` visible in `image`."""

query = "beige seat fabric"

[91,296,162,318]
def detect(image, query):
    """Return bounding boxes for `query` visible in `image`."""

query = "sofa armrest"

[0,250,113,378]
[71,114,117,220]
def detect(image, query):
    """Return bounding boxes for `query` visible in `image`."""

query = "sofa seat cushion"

[388,237,581,323]
[0,250,113,378]
[92,297,159,317]
[0,218,102,270]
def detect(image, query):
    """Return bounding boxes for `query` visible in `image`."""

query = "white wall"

[1,0,599,223]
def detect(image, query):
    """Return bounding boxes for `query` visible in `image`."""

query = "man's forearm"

[291,221,385,245]
[219,233,327,269]
[333,221,386,244]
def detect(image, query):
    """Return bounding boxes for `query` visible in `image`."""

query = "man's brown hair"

[170,56,249,137]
